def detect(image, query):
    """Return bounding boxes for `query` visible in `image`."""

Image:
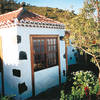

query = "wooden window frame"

[30,35,61,95]
[31,35,59,71]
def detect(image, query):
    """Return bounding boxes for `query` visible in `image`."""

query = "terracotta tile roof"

[0,8,22,23]
[0,7,63,24]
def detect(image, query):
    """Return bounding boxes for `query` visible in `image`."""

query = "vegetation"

[25,0,100,76]
[65,0,100,78]
[0,0,99,80]
[26,6,76,22]
[0,0,18,14]
[0,0,76,24]
[0,96,12,100]
[0,0,100,98]
[60,71,99,100]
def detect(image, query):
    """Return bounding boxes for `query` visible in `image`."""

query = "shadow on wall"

[0,57,2,72]
[0,57,3,95]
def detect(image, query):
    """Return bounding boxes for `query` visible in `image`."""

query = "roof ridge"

[17,7,26,20]
[0,7,65,29]
[0,7,23,17]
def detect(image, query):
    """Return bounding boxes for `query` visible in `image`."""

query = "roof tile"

[0,7,63,25]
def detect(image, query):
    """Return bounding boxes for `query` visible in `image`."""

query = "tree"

[0,0,17,14]
[83,0,100,35]
[66,0,100,79]
[83,0,100,22]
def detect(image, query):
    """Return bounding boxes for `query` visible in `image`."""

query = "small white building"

[0,7,77,100]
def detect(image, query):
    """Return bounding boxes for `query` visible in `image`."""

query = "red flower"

[92,40,96,44]
[84,86,89,96]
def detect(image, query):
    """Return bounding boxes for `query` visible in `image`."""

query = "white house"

[0,7,77,100]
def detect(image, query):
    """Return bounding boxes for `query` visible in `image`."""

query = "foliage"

[60,91,73,100]
[60,71,99,100]
[25,6,76,22]
[0,0,18,14]
[72,71,99,97]
[0,96,12,100]
[0,94,15,100]
[83,0,100,22]
[0,0,76,24]
[66,0,100,73]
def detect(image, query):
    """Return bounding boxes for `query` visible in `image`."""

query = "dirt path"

[28,86,61,100]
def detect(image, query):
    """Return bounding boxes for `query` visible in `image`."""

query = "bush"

[60,71,99,100]
[0,96,11,100]
[0,95,15,100]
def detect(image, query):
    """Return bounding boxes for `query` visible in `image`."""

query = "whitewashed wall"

[0,27,32,100]
[60,37,77,83]
[17,26,66,96]
[59,39,66,83]
[34,66,59,95]
[67,45,77,65]
[0,25,77,100]
[0,27,18,65]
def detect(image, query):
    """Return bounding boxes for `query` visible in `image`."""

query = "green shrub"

[60,71,99,100]
[0,95,15,100]
[0,96,11,100]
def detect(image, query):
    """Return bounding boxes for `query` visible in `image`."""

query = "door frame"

[30,35,61,96]
[65,47,68,72]
[0,36,4,96]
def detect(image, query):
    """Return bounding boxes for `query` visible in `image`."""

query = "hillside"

[25,5,76,25]
[0,0,77,28]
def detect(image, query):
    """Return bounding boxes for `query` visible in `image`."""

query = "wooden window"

[31,35,59,71]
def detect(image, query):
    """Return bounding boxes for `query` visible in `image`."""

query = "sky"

[17,0,84,13]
